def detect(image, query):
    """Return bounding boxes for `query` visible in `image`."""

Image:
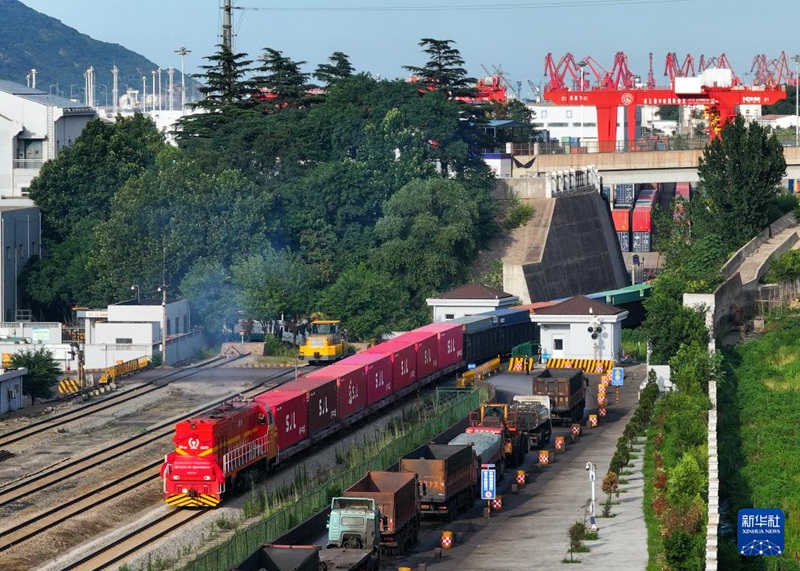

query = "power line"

[234,0,688,12]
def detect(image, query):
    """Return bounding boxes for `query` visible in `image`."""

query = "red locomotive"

[160,398,276,507]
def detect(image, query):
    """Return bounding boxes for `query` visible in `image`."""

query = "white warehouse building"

[0,79,96,200]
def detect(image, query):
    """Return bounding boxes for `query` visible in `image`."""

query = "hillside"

[0,0,162,101]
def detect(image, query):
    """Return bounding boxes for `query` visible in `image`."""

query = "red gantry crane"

[543,51,786,152]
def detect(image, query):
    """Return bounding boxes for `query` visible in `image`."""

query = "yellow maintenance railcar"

[298,320,346,365]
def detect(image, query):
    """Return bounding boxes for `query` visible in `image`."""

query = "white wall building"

[0,79,96,200]
[532,296,628,362]
[83,298,202,369]
[426,283,520,323]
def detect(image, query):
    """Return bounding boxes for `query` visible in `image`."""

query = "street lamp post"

[158,286,168,365]
[175,47,191,112]
[586,462,598,531]
[793,55,800,147]
[130,284,140,303]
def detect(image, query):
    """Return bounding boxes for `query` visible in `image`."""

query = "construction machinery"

[298,319,346,364]
[467,403,528,467]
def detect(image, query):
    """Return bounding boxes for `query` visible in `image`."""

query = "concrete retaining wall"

[513,190,629,302]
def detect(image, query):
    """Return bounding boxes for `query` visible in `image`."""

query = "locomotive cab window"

[116,338,133,344]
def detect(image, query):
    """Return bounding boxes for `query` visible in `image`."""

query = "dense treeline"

[22,40,522,341]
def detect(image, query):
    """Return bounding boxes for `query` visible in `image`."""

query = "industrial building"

[0,79,96,200]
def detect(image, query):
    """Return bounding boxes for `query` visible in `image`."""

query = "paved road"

[389,363,649,570]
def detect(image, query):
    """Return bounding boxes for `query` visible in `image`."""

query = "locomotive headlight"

[182,488,189,494]
[204,475,211,481]
[173,475,180,480]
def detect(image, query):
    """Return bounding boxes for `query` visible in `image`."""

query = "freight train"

[160,310,536,507]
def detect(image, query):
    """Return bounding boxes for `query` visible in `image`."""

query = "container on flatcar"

[254,390,308,449]
[480,307,531,326]
[281,377,339,436]
[303,363,367,423]
[338,351,394,406]
[389,330,439,380]
[414,322,464,368]
[449,315,493,335]
[365,339,418,391]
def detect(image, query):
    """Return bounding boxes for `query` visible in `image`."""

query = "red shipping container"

[414,322,463,368]
[389,330,439,380]
[281,376,339,437]
[632,206,652,233]
[303,363,367,422]
[254,390,308,450]
[611,208,630,232]
[365,339,418,391]
[338,352,393,405]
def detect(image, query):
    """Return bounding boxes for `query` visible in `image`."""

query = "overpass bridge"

[513,145,800,185]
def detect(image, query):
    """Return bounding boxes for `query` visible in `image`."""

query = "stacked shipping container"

[611,206,631,252]
[632,185,658,252]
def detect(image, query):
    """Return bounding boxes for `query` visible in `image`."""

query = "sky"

[19,0,799,100]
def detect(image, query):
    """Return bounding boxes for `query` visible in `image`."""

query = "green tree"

[11,347,60,405]
[669,341,719,394]
[179,260,239,342]
[253,48,312,111]
[29,114,164,241]
[694,115,786,251]
[373,177,482,303]
[230,248,312,328]
[320,265,411,341]
[178,44,255,139]
[403,38,475,96]
[88,148,274,306]
[23,114,164,317]
[641,273,709,365]
[313,51,354,87]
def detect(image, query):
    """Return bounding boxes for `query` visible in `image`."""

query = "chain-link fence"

[180,386,487,571]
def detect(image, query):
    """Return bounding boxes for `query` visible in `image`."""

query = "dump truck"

[511,395,553,449]
[466,403,528,467]
[449,429,505,476]
[399,443,477,521]
[230,544,320,571]
[325,497,381,570]
[531,368,587,426]
[343,471,420,556]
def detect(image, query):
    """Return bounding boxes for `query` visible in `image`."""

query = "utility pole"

[222,0,234,51]
[158,286,168,365]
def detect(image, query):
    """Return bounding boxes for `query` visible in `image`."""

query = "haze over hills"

[0,0,169,103]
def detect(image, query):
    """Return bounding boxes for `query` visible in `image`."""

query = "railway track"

[0,355,235,448]
[0,368,300,556]
[60,509,207,571]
